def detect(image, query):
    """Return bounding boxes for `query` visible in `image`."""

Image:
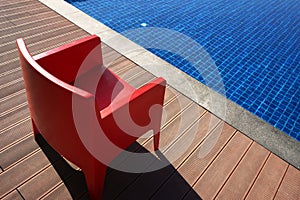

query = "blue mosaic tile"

[67,0,300,141]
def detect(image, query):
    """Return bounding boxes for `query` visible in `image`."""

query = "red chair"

[16,35,166,199]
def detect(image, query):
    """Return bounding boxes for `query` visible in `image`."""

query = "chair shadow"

[36,134,202,200]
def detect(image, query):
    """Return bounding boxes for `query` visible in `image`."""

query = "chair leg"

[31,119,40,137]
[83,162,107,200]
[154,131,160,151]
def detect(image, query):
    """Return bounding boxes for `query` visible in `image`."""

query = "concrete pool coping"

[39,0,299,169]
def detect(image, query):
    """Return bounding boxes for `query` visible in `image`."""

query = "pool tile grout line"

[38,0,299,169]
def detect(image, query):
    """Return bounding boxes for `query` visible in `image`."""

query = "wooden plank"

[139,102,201,149]
[0,135,39,170]
[41,183,72,200]
[0,150,49,198]
[145,111,217,164]
[145,119,234,200]
[61,170,88,199]
[106,93,190,173]
[0,78,25,99]
[10,10,57,26]
[166,113,221,167]
[114,164,187,200]
[102,45,125,67]
[0,102,29,124]
[79,192,89,200]
[112,104,207,199]
[0,102,27,121]
[103,103,201,199]
[0,90,26,114]
[0,11,28,23]
[0,117,31,151]
[0,68,22,85]
[105,55,132,72]
[40,168,87,200]
[182,190,202,200]
[109,62,141,79]
[178,123,236,187]
[117,65,146,81]
[0,0,46,15]
[275,165,300,200]
[0,21,16,31]
[245,153,288,200]
[18,163,71,200]
[0,106,29,131]
[108,59,139,81]
[29,31,90,55]
[1,29,88,63]
[158,104,208,155]
[0,89,25,103]
[1,11,53,31]
[107,93,192,163]
[151,174,198,200]
[0,0,22,7]
[127,70,155,88]
[1,0,32,5]
[1,23,80,54]
[0,15,65,37]
[216,142,270,199]
[0,77,23,90]
[1,189,23,200]
[5,7,51,21]
[16,134,87,199]
[162,86,181,105]
[0,20,73,49]
[0,61,19,75]
[190,132,252,200]
[0,16,10,24]
[161,94,192,125]
[0,0,38,12]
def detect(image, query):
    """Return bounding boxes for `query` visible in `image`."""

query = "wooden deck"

[0,0,299,199]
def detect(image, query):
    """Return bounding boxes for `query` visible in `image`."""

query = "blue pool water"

[66,0,300,141]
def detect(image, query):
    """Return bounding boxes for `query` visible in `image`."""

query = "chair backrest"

[33,35,103,84]
[16,36,101,167]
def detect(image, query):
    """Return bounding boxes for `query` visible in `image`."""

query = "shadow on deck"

[36,134,202,200]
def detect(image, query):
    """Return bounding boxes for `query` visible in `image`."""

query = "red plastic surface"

[16,35,166,200]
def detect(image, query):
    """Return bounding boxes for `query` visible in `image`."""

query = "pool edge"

[39,0,300,169]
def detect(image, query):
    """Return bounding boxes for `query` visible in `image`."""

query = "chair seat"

[73,65,135,111]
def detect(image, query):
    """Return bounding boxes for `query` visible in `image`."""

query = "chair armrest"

[99,77,166,120]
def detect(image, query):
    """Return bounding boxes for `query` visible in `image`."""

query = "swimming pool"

[66,0,300,141]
